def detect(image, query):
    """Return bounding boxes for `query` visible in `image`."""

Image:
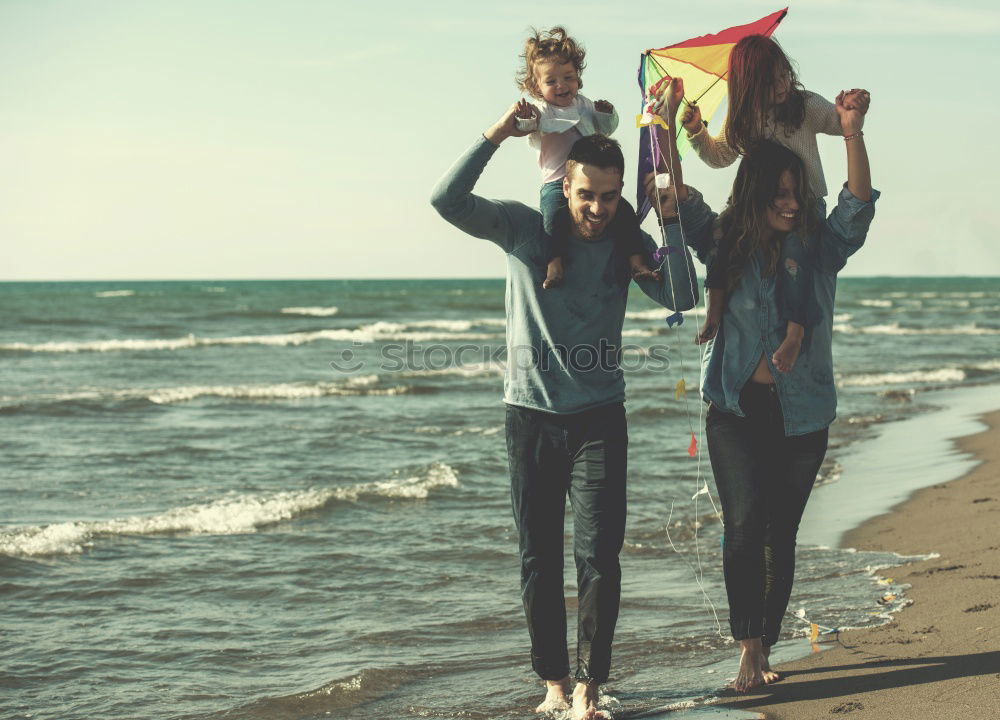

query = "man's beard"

[571,209,609,240]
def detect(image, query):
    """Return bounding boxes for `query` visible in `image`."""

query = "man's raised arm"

[430,101,539,254]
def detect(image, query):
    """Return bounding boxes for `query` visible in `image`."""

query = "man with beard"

[430,101,697,720]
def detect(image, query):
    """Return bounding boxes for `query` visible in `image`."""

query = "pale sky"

[3,0,999,280]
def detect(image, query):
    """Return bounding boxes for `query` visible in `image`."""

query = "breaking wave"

[280,306,339,317]
[0,320,506,354]
[0,463,459,557]
[833,322,1000,336]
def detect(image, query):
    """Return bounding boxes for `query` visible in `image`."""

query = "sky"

[2,0,1000,280]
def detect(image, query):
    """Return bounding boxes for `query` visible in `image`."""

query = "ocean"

[2,277,998,720]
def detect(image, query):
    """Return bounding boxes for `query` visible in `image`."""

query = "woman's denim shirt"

[678,184,880,436]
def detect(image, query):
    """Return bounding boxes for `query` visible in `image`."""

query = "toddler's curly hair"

[516,27,586,99]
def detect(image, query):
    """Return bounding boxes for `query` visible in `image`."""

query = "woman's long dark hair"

[718,141,818,292]
[724,34,806,155]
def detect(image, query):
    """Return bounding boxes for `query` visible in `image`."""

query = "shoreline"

[713,395,1000,718]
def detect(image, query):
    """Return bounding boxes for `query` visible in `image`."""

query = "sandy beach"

[715,409,1000,719]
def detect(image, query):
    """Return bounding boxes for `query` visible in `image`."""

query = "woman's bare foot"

[760,645,782,684]
[733,638,765,693]
[535,677,571,713]
[771,321,804,372]
[571,680,607,719]
[543,258,564,289]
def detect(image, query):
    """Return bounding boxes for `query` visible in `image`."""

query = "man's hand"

[835,90,866,136]
[594,99,614,114]
[485,100,536,146]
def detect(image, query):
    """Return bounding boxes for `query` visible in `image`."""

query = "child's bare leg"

[771,321,804,372]
[544,256,565,289]
[697,287,724,344]
[628,253,660,281]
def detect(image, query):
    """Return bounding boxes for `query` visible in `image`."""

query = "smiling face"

[534,60,580,107]
[563,163,623,240]
[765,169,801,235]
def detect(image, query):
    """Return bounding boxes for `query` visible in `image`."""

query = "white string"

[644,75,726,639]
[664,501,725,637]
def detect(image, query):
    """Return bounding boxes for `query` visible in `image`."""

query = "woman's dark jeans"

[505,402,628,684]
[706,382,828,646]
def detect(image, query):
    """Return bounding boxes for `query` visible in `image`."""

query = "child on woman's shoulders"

[675,34,869,372]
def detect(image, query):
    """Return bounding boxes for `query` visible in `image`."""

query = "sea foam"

[0,321,504,354]
[839,368,967,387]
[280,306,340,317]
[0,463,459,557]
[0,376,408,412]
[833,322,1000,336]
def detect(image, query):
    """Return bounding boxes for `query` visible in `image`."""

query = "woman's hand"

[682,102,702,134]
[835,90,866,136]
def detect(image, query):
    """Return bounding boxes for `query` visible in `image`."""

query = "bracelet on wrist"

[843,131,864,142]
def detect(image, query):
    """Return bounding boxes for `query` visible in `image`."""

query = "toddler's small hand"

[594,99,614,114]
[515,99,537,119]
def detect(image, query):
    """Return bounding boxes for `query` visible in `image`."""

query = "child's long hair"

[718,141,817,292]
[516,27,586,99]
[724,34,806,155]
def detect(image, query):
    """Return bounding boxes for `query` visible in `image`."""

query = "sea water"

[2,277,998,719]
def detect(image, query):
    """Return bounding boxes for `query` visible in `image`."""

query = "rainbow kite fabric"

[635,7,788,220]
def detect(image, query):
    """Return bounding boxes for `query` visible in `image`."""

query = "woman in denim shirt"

[651,78,877,693]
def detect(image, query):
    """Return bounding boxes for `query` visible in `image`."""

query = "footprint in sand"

[831,700,865,713]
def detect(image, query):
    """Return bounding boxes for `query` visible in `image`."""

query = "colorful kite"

[635,7,788,220]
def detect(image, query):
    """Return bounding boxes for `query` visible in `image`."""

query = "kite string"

[643,73,724,639]
[648,62,836,644]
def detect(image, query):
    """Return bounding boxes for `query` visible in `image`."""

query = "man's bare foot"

[733,638,765,693]
[761,645,781,684]
[571,680,607,719]
[543,258,564,289]
[771,321,804,372]
[535,677,571,713]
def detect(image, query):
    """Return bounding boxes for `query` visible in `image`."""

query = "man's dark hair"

[565,134,624,180]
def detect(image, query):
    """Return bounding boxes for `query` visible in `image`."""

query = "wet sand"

[716,409,1000,719]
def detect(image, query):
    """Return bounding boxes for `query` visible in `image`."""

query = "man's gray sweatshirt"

[430,136,698,414]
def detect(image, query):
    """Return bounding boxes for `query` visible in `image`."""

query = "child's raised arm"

[651,77,689,203]
[836,91,871,201]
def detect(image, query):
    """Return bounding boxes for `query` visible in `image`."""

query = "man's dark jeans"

[505,402,628,684]
[706,382,828,646]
